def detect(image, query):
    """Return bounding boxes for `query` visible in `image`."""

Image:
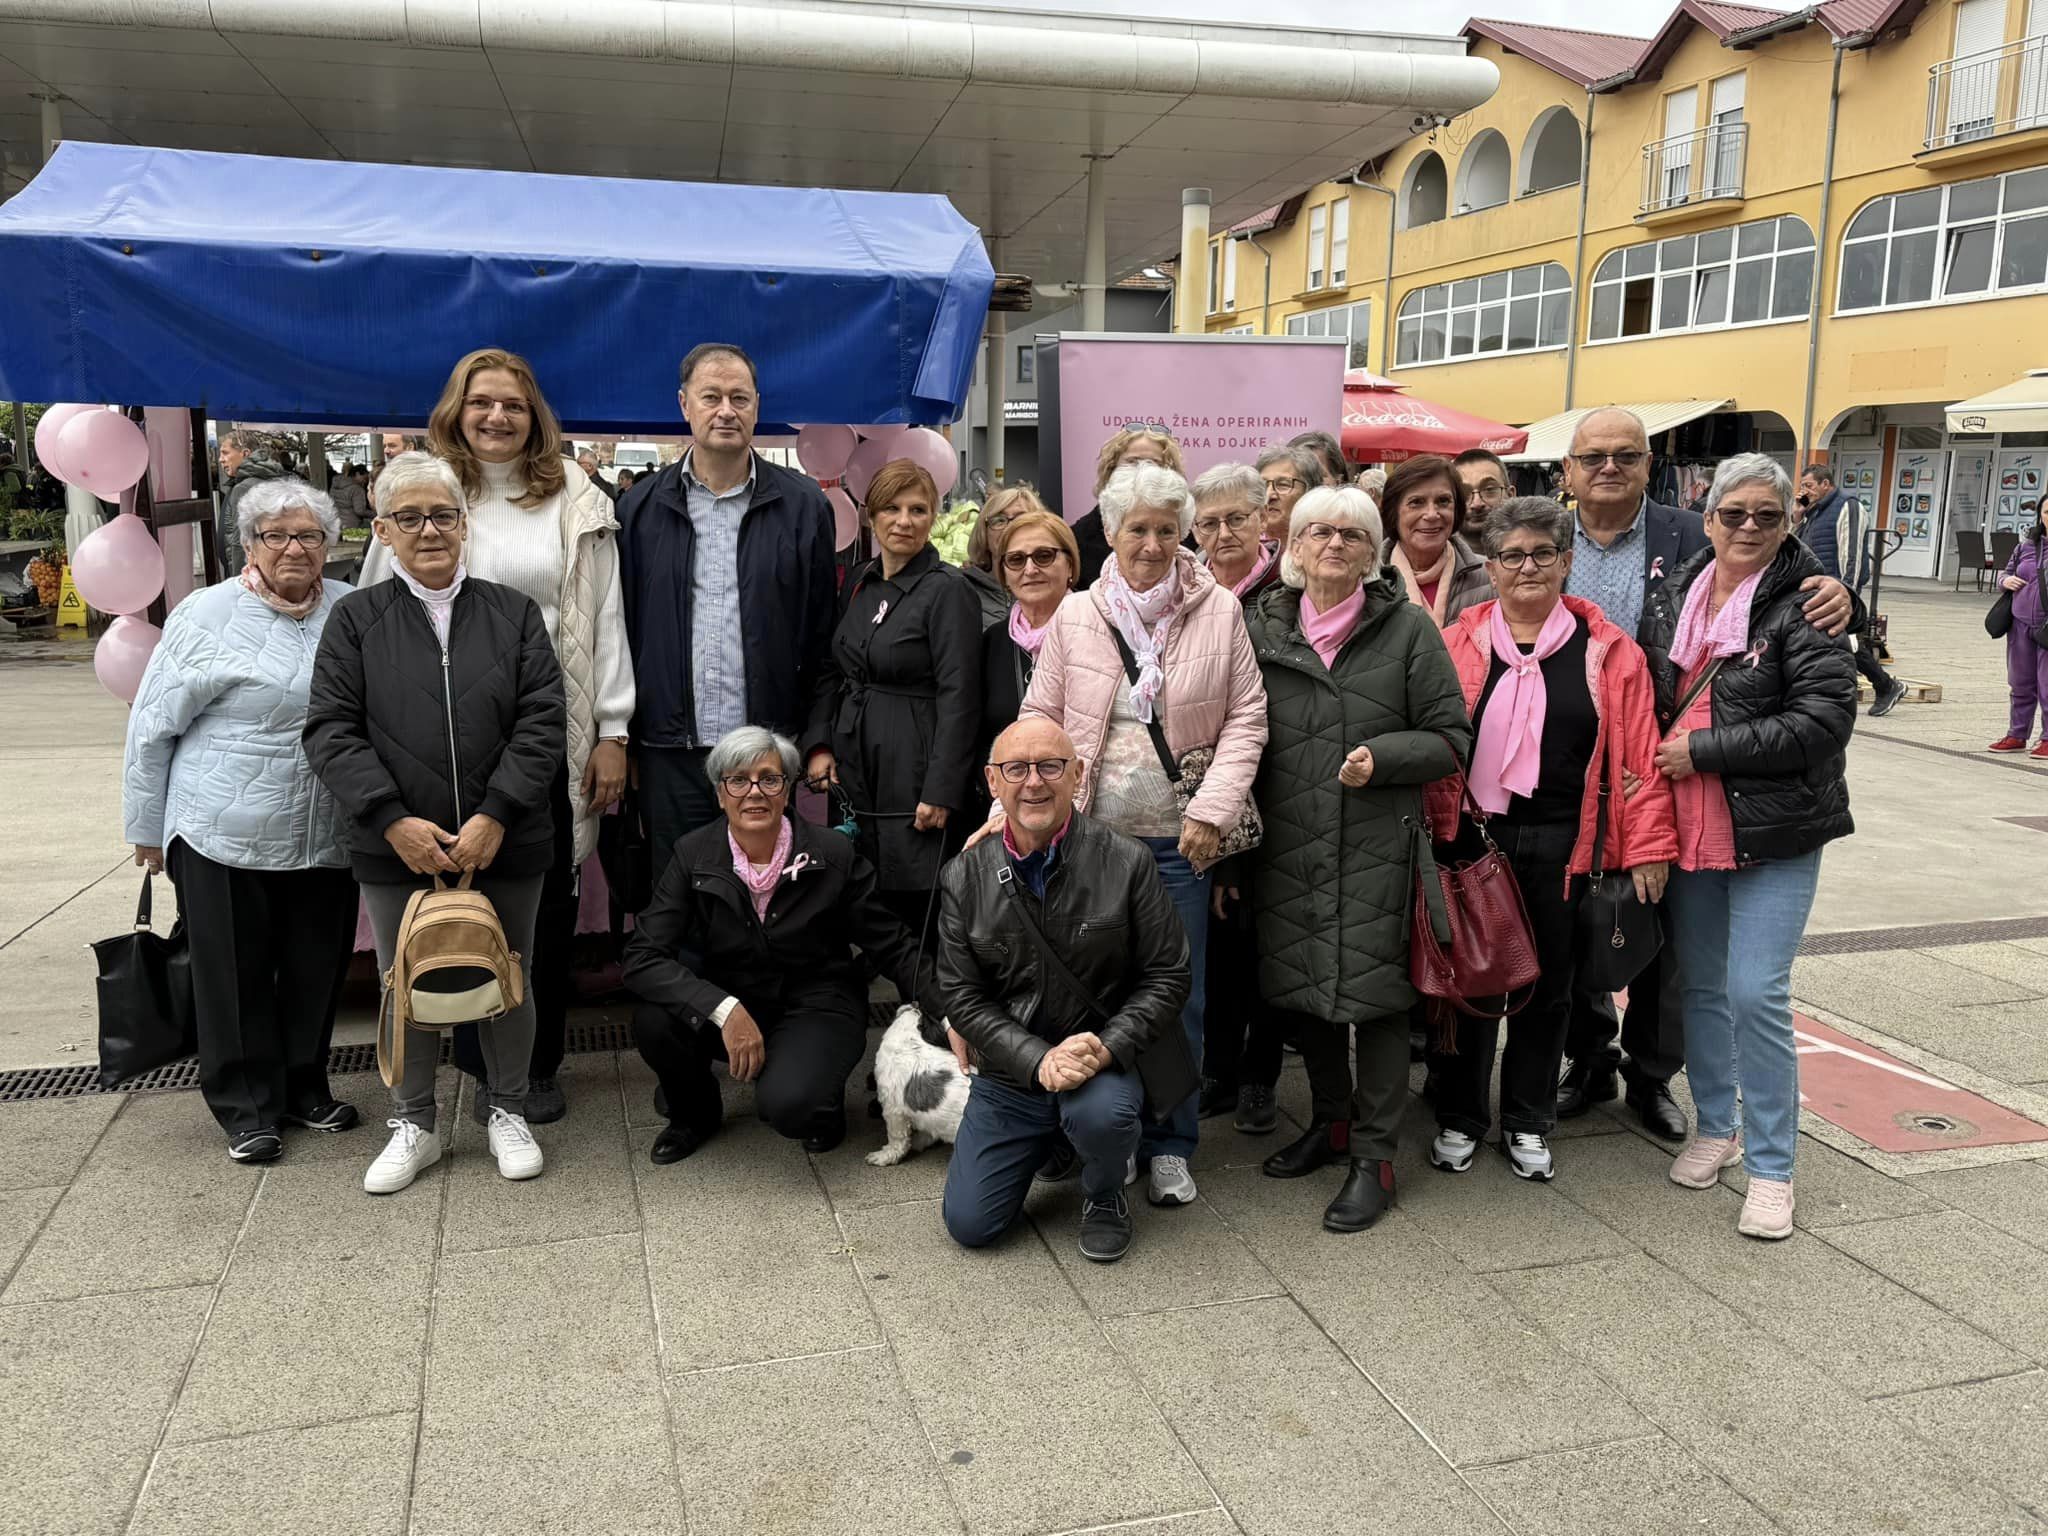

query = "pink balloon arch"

[70,513,166,617]
[93,615,163,704]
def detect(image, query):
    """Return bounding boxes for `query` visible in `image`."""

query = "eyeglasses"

[991,757,1071,784]
[1262,476,1306,496]
[718,773,788,798]
[1713,507,1786,530]
[254,529,329,551]
[1301,522,1372,549]
[983,511,1017,532]
[1493,546,1562,571]
[1468,481,1507,502]
[463,395,530,417]
[1569,451,1647,470]
[387,508,463,534]
[1002,547,1065,571]
[1193,511,1256,536]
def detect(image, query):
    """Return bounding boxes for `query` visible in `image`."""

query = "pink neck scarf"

[1389,539,1453,628]
[1669,560,1764,673]
[729,816,795,921]
[1468,600,1579,814]
[240,562,322,621]
[1216,540,1278,600]
[1007,599,1057,657]
[1097,552,1187,723]
[1300,583,1365,669]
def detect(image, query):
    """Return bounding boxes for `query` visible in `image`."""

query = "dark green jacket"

[1246,574,1471,1023]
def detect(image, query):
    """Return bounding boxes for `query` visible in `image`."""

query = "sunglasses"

[1712,508,1786,530]
[1002,547,1065,571]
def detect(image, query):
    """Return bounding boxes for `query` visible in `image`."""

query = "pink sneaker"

[1670,1134,1742,1189]
[1738,1176,1795,1240]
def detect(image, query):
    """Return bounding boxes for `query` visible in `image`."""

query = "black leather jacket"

[937,812,1195,1113]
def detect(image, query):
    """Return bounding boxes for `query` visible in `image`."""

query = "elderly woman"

[806,458,982,944]
[1021,461,1268,1206]
[1642,453,1856,1240]
[1383,454,1492,629]
[962,484,1052,631]
[623,727,942,1161]
[980,509,1080,759]
[361,348,630,1127]
[1071,426,1185,586]
[1247,486,1470,1233]
[1427,498,1676,1182]
[123,480,356,1164]
[305,453,566,1195]
[1191,462,1282,604]
[1257,443,1323,546]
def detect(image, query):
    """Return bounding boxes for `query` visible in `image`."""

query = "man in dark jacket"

[938,719,1192,1264]
[1798,463,1905,715]
[216,430,286,576]
[615,343,838,862]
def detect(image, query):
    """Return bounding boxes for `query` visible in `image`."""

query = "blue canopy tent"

[0,143,994,434]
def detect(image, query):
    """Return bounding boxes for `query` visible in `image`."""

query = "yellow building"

[1200,0,2048,581]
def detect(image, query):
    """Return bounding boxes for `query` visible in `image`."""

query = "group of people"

[120,345,1865,1257]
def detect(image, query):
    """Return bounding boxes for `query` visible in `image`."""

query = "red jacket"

[1426,595,1678,888]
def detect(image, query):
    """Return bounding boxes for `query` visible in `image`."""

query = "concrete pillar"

[38,95,60,162]
[1082,155,1108,333]
[984,315,1006,490]
[1176,188,1211,336]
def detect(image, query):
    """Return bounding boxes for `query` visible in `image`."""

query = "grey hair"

[1357,466,1387,499]
[1279,485,1384,589]
[1189,462,1267,514]
[1098,462,1194,537]
[1706,452,1794,517]
[705,725,800,787]
[374,451,465,518]
[1480,496,1574,558]
[1567,406,1647,454]
[1256,442,1323,489]
[236,477,340,546]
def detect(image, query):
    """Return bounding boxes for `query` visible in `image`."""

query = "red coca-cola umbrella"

[1341,370,1527,464]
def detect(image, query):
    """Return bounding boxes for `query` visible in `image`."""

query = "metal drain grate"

[1799,913,2048,956]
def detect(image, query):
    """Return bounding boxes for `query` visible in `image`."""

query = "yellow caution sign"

[56,568,86,628]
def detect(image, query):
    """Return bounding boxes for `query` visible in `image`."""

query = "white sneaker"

[1147,1153,1197,1206]
[1737,1176,1795,1240]
[363,1119,441,1195]
[1430,1127,1479,1172]
[1125,1154,1139,1188]
[487,1108,544,1181]
[1502,1131,1555,1182]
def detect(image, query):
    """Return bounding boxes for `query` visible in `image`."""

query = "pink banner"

[1052,336,1345,523]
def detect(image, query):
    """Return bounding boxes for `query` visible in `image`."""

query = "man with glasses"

[938,719,1194,1263]
[1452,448,1512,520]
[1255,443,1323,545]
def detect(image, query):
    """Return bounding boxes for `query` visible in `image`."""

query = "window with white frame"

[1588,216,1813,342]
[1307,203,1328,291]
[1330,197,1350,287]
[1394,262,1570,366]
[1223,237,1238,310]
[1221,323,1257,335]
[1207,241,1221,314]
[1838,167,2048,313]
[1285,299,1371,366]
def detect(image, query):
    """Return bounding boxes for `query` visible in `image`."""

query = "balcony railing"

[1925,35,2048,152]
[1640,122,1747,217]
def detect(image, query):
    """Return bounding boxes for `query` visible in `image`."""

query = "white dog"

[867,1004,969,1166]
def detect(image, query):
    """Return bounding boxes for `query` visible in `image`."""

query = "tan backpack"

[376,871,525,1087]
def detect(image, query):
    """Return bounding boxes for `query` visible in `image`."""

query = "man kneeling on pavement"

[938,719,1195,1263]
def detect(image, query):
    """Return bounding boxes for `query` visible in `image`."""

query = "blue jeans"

[1666,851,1823,1182]
[1137,838,1208,1162]
[942,1070,1146,1248]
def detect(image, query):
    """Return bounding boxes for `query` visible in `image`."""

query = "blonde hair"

[1093,426,1185,496]
[969,484,1051,568]
[427,347,567,510]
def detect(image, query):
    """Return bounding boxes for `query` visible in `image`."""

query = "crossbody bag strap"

[1668,654,1727,728]
[1589,759,1613,878]
[997,869,1114,1027]
[1105,624,1182,784]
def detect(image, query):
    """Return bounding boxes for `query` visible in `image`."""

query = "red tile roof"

[1688,1,1796,34]
[1816,0,1929,40]
[1462,18,1651,88]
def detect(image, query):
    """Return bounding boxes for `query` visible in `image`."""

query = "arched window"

[1401,152,1448,230]
[1454,130,1511,215]
[1588,215,1814,342]
[1838,168,2048,312]
[1521,107,1582,195]
[1395,262,1571,366]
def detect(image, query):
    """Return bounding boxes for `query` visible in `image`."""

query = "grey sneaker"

[1147,1153,1198,1206]
[1501,1131,1555,1182]
[1078,1190,1133,1262]
[1233,1083,1278,1135]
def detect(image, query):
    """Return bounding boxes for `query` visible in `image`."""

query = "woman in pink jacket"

[1021,461,1269,1207]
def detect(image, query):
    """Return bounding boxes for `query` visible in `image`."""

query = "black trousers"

[639,745,720,877]
[1853,634,1893,692]
[1201,896,1284,1094]
[1565,899,1684,1084]
[1292,1007,1411,1163]
[169,844,358,1136]
[1435,820,1579,1140]
[631,997,865,1141]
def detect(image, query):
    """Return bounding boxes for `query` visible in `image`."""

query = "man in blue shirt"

[1798,463,1905,715]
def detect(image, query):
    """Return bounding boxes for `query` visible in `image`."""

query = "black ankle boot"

[1323,1158,1396,1233]
[1262,1120,1349,1179]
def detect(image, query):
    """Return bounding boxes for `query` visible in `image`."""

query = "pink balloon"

[796,424,857,480]
[899,427,960,498]
[34,403,97,484]
[842,436,895,504]
[824,486,860,551]
[58,408,151,495]
[94,615,163,704]
[69,513,166,616]
[856,424,911,449]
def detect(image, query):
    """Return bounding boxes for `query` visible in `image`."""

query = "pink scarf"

[1097,552,1187,723]
[1669,561,1764,673]
[1221,540,1278,600]
[729,817,795,922]
[1468,600,1579,814]
[1389,539,1453,628]
[1301,583,1365,669]
[1007,600,1056,657]
[240,562,322,621]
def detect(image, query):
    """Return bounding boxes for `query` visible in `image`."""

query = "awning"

[0,142,995,434]
[1948,370,2048,435]
[1502,399,1733,463]
[1341,386,1527,463]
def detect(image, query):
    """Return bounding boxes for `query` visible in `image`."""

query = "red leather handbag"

[1407,776,1541,1022]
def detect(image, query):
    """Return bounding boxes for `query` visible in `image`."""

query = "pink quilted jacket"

[1021,550,1268,856]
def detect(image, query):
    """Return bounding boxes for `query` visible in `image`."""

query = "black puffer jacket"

[304,577,565,883]
[1641,539,1856,867]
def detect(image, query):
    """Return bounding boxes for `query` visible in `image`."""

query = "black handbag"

[597,783,655,915]
[1987,587,2016,639]
[1574,765,1662,994]
[1104,625,1263,858]
[91,872,197,1089]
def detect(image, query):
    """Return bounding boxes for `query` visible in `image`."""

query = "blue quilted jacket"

[122,580,350,871]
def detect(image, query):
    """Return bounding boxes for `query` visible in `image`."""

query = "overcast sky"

[974,0,1663,37]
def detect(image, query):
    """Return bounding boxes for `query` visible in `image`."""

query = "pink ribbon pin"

[872,600,889,624]
[1744,637,1770,669]
[1650,555,1666,581]
[783,853,812,882]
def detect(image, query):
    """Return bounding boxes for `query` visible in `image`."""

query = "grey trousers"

[363,873,544,1133]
